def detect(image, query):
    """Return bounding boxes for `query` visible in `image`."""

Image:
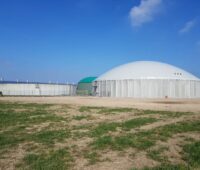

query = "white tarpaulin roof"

[97,61,199,81]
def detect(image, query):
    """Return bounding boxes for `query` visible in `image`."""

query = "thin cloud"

[129,0,162,27]
[179,19,196,34]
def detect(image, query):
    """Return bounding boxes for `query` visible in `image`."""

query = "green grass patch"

[84,151,101,165]
[0,103,65,130]
[0,128,71,150]
[72,131,89,138]
[73,115,90,120]
[121,118,156,131]
[91,122,120,137]
[79,106,104,112]
[92,136,113,149]
[0,102,70,150]
[142,110,192,118]
[72,124,94,131]
[20,148,73,170]
[0,130,25,150]
[79,106,136,114]
[91,117,157,137]
[183,141,200,168]
[98,108,135,114]
[131,164,188,170]
[31,129,71,144]
[92,133,155,150]
[147,147,168,162]
[151,120,200,141]
[92,120,200,151]
[0,102,52,110]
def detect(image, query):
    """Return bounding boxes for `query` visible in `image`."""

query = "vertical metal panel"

[95,79,200,98]
[0,83,76,96]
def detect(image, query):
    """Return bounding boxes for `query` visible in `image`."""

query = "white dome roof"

[97,61,199,81]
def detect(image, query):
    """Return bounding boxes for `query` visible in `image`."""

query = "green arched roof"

[78,77,97,83]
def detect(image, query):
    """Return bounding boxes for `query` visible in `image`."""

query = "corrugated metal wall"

[0,83,76,96]
[94,79,200,98]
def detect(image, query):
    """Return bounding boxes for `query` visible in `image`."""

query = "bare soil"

[1,96,200,113]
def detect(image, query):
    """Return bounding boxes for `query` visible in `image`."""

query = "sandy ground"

[0,96,200,113]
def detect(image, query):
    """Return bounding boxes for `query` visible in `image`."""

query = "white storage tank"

[94,61,200,98]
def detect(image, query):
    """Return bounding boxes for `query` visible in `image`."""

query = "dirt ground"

[0,96,200,113]
[0,97,200,170]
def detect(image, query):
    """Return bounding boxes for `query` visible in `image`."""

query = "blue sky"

[0,0,200,83]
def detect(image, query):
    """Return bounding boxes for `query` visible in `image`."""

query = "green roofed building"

[76,77,97,96]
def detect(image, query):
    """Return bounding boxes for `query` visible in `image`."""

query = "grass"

[92,120,200,150]
[183,141,200,168]
[121,117,156,130]
[79,106,135,114]
[0,101,200,170]
[79,106,104,112]
[0,128,26,150]
[19,148,73,170]
[91,122,120,137]
[92,132,156,150]
[84,151,101,165]
[31,129,71,144]
[72,130,89,139]
[0,105,64,130]
[73,115,90,120]
[91,117,157,137]
[98,108,135,114]
[79,106,190,117]
[72,124,94,130]
[92,136,113,149]
[131,164,188,170]
[0,102,73,169]
[0,126,71,151]
[0,102,53,110]
[0,102,69,151]
[142,110,192,118]
[138,141,200,170]
[147,147,168,162]
[151,120,200,141]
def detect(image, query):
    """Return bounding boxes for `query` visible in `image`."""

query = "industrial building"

[0,81,76,96]
[94,61,200,98]
[76,77,97,96]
